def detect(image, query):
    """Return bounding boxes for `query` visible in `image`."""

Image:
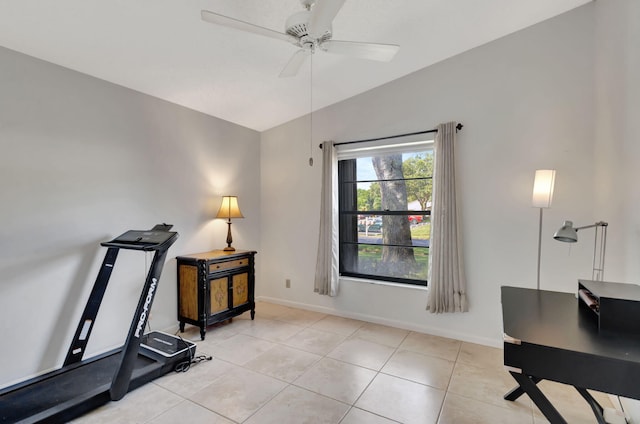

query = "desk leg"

[504,376,542,401]
[575,387,605,424]
[508,372,568,424]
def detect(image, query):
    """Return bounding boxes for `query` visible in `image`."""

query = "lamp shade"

[532,169,556,208]
[215,196,244,220]
[553,220,578,242]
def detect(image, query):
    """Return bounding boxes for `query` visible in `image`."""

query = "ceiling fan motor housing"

[285,10,332,45]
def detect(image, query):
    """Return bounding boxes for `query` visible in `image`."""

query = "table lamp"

[216,196,244,251]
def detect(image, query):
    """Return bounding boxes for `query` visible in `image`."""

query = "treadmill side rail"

[64,247,120,366]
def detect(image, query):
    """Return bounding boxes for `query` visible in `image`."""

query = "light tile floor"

[73,302,614,424]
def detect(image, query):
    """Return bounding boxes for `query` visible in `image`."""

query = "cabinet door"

[232,272,249,307]
[209,276,229,314]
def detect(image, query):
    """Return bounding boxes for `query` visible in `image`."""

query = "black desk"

[502,286,640,424]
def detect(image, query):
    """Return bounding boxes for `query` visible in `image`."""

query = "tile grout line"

[106,305,523,424]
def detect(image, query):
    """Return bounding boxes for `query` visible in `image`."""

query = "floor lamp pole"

[537,208,543,290]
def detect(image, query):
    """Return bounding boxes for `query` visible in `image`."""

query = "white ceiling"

[0,0,590,132]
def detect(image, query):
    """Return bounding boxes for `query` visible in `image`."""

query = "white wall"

[594,0,640,283]
[260,5,597,346]
[0,46,260,388]
[593,0,640,420]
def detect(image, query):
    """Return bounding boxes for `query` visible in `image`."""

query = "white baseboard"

[257,295,502,348]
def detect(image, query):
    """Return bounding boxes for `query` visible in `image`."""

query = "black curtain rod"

[320,123,463,148]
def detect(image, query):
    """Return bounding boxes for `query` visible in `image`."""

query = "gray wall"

[260,5,597,345]
[0,46,261,387]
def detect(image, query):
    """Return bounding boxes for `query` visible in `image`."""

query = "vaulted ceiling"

[0,0,591,131]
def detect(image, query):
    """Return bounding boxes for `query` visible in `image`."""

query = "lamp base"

[223,220,235,252]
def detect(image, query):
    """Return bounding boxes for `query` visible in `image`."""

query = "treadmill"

[0,224,192,424]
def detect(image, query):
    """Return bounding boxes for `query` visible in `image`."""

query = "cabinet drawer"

[209,258,248,274]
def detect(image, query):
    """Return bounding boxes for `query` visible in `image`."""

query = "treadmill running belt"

[0,352,160,423]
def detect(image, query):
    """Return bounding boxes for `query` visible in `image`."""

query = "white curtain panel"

[314,141,339,296]
[427,122,468,313]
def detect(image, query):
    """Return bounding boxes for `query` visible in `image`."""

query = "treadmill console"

[102,224,178,251]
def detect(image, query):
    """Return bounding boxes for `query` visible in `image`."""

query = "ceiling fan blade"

[201,10,297,44]
[279,49,310,78]
[322,40,400,62]
[308,0,346,39]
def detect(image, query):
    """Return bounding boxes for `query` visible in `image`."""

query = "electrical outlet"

[285,278,291,288]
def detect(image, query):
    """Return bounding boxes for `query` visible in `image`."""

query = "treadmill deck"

[1,349,172,423]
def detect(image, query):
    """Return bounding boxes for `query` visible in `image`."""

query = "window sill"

[339,276,428,291]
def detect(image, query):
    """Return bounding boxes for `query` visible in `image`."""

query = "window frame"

[336,138,434,287]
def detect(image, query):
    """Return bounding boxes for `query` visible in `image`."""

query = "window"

[337,136,433,286]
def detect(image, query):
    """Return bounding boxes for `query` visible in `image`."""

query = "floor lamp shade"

[532,169,556,208]
[532,169,556,290]
[215,196,244,251]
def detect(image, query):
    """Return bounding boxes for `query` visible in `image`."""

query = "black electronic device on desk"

[0,224,190,424]
[578,279,640,335]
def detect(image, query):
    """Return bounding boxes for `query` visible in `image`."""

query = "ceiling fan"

[201,0,400,78]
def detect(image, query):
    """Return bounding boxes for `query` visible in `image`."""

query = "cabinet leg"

[179,322,185,332]
[251,309,255,320]
[200,326,206,341]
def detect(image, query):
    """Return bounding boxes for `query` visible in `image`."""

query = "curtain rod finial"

[456,123,463,132]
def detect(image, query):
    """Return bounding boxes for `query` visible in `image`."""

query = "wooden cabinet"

[177,250,256,340]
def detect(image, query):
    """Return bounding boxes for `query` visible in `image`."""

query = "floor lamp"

[532,169,556,290]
